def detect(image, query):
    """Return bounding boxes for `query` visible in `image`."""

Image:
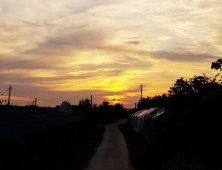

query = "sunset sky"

[0,0,222,108]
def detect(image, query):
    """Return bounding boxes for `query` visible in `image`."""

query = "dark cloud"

[127,41,141,45]
[78,58,152,71]
[25,29,106,55]
[19,20,45,27]
[0,55,70,70]
[0,67,126,87]
[0,58,52,70]
[151,51,215,62]
[64,0,123,15]
[0,24,17,32]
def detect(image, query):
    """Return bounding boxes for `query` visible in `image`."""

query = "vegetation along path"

[85,119,133,170]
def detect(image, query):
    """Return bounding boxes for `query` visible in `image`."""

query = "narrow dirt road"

[85,119,133,170]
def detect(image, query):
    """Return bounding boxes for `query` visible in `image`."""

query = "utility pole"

[8,85,12,106]
[91,95,92,108]
[35,98,37,107]
[141,84,142,101]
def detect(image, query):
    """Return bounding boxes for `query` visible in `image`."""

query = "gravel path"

[85,119,133,170]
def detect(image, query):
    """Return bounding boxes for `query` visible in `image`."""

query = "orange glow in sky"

[0,0,221,107]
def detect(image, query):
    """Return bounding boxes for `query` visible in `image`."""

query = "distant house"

[60,101,72,113]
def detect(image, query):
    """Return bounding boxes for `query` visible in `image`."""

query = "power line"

[92,97,100,102]
[12,87,60,103]
[11,89,33,101]
[11,89,26,99]
[12,87,34,99]
[1,89,9,96]
[37,98,59,103]
[121,86,141,102]
[11,88,35,105]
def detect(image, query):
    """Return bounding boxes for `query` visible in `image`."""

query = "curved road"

[85,119,133,170]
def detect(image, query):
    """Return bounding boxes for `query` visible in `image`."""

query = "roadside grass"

[38,124,105,170]
[0,124,105,170]
[119,110,222,170]
[70,124,105,170]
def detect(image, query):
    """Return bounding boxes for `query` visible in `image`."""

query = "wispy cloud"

[0,0,222,107]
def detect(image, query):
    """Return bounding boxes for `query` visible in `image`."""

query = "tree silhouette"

[102,100,109,106]
[79,98,91,107]
[168,77,191,97]
[124,73,222,170]
[211,59,222,70]
[0,99,6,105]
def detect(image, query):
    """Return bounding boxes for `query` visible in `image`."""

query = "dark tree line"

[74,98,127,124]
[137,94,167,110]
[137,73,221,111]
[120,60,222,170]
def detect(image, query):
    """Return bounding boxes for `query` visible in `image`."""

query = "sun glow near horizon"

[0,0,221,107]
